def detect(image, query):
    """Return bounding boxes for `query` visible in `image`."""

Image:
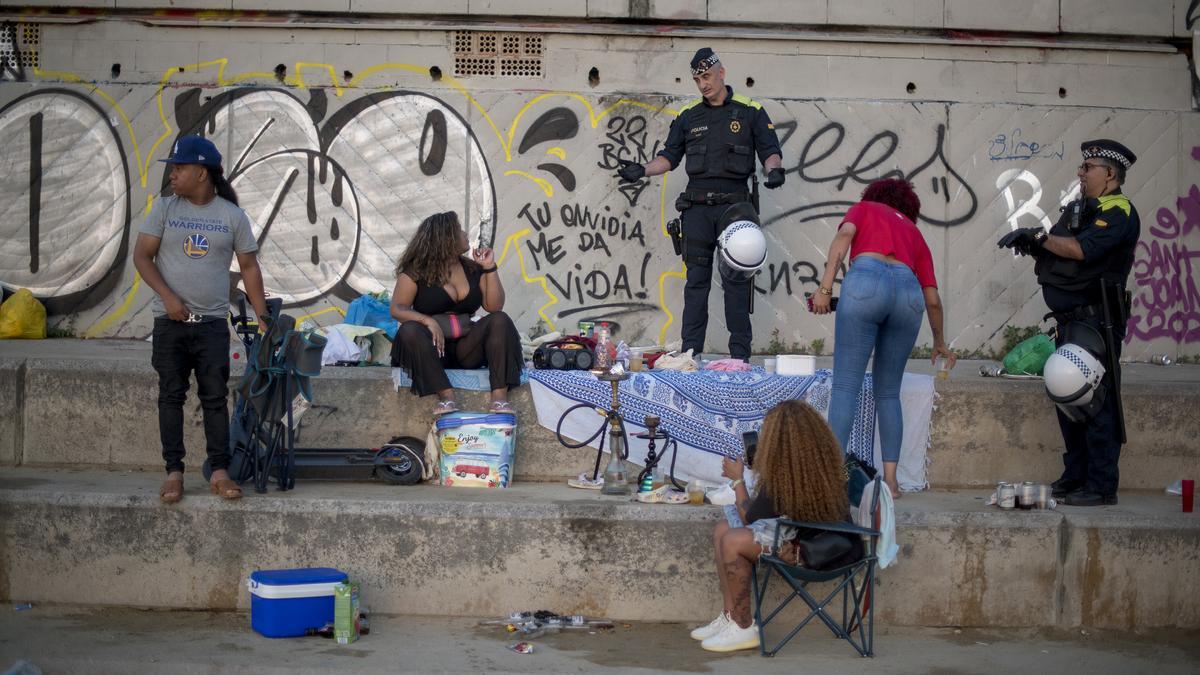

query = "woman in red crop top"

[812,179,955,496]
[389,212,523,416]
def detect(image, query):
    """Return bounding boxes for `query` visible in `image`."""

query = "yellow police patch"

[1095,219,1108,228]
[730,120,742,133]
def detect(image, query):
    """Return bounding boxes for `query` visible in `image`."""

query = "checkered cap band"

[1061,346,1093,379]
[1083,146,1131,169]
[692,54,720,75]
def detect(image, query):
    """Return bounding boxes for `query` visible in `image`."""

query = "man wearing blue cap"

[616,47,783,361]
[998,139,1141,506]
[133,135,269,504]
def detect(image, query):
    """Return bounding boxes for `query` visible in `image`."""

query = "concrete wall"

[1,9,1198,359]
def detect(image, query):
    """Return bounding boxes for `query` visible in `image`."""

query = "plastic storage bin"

[436,411,517,488]
[248,567,348,638]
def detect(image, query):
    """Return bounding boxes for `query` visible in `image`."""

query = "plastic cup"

[687,482,705,505]
[764,358,777,374]
[630,355,643,372]
[1184,479,1195,513]
[936,356,950,380]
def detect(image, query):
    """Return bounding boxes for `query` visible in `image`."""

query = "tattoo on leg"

[725,559,753,628]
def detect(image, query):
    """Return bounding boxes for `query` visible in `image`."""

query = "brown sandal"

[210,477,243,500]
[159,475,184,504]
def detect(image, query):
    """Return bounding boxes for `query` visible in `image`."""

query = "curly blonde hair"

[395,211,477,285]
[755,400,848,523]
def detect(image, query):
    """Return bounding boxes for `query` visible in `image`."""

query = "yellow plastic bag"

[0,288,47,339]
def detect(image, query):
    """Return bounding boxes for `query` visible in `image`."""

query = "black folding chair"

[752,477,882,658]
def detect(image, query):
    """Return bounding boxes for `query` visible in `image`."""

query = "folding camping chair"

[752,476,882,658]
[229,299,327,493]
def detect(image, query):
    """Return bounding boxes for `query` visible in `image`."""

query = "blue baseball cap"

[159,135,222,167]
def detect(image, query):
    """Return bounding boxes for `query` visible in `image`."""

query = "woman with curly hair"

[389,212,523,415]
[812,178,955,495]
[692,400,861,652]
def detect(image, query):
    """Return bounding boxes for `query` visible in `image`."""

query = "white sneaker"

[700,619,761,652]
[689,612,731,641]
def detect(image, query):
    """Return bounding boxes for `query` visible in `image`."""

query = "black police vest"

[1035,194,1137,293]
[678,94,760,184]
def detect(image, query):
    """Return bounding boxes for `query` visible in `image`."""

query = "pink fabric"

[841,201,938,288]
[703,358,753,372]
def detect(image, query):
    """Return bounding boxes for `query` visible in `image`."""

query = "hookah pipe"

[554,372,631,481]
[636,415,685,491]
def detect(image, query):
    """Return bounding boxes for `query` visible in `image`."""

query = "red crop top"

[841,201,938,288]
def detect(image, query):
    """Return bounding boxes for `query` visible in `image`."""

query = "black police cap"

[691,48,720,75]
[1081,139,1137,169]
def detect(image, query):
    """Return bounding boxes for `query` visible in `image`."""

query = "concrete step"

[2,341,1198,489]
[1,467,1196,630]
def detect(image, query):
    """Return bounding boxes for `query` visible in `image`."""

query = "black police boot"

[1051,478,1083,499]
[1063,490,1118,506]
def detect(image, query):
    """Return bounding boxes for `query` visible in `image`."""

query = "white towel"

[856,482,899,569]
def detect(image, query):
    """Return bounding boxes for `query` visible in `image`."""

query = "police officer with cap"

[616,47,783,361]
[997,139,1140,506]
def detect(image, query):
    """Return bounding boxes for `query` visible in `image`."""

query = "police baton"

[1099,278,1127,444]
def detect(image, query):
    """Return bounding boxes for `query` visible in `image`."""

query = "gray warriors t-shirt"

[138,194,258,317]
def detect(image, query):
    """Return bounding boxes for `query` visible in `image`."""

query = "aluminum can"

[577,321,594,338]
[998,482,1016,509]
[1150,354,1173,366]
[980,365,1004,377]
[1019,481,1037,510]
[1036,484,1051,509]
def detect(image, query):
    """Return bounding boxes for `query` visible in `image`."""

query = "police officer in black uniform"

[616,48,784,361]
[998,140,1140,506]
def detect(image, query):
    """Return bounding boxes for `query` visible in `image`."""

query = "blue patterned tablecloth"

[527,368,877,465]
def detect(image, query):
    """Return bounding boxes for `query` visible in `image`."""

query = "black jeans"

[681,202,752,359]
[151,316,231,473]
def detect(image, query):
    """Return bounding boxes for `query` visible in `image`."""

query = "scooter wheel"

[377,436,425,486]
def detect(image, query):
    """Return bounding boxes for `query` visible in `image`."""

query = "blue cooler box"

[248,567,348,638]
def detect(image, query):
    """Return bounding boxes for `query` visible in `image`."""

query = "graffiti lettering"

[559,203,646,248]
[1130,181,1200,343]
[770,122,977,228]
[597,114,660,207]
[757,260,844,297]
[988,129,1065,162]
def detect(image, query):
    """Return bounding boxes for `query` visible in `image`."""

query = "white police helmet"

[718,221,767,272]
[1044,343,1105,406]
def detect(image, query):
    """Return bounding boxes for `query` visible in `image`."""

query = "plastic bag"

[0,289,47,339]
[1002,333,1055,376]
[345,293,398,339]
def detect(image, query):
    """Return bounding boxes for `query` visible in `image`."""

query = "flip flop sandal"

[567,472,604,490]
[489,400,514,413]
[210,478,243,500]
[159,475,184,504]
[433,400,460,416]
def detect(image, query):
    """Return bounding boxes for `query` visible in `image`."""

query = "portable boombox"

[533,336,596,370]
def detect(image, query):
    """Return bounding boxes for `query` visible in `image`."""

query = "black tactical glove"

[616,159,645,184]
[764,168,785,189]
[997,227,1046,254]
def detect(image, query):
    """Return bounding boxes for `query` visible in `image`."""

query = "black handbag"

[432,313,473,340]
[795,531,855,571]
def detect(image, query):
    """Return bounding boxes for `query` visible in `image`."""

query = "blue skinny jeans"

[828,256,926,464]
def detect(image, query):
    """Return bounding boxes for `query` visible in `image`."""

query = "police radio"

[533,336,596,371]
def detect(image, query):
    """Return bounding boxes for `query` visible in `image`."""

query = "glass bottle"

[594,326,612,371]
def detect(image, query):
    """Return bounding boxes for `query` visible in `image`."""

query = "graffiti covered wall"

[1,20,1197,359]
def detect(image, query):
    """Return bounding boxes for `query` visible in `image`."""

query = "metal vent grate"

[453,30,543,78]
[0,23,40,71]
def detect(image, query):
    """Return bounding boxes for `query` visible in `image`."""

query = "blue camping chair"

[752,477,883,658]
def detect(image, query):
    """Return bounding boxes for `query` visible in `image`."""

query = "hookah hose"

[555,402,630,480]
